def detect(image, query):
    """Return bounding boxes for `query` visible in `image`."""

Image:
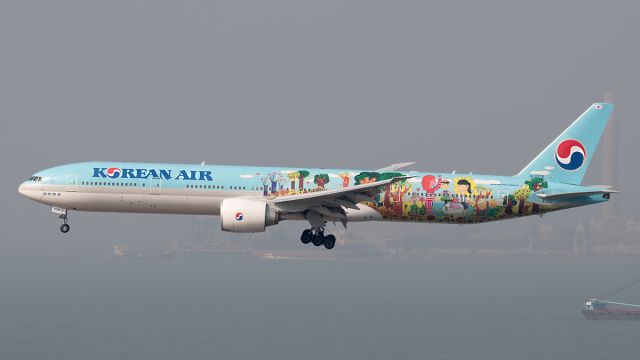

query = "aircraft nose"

[18,183,27,196]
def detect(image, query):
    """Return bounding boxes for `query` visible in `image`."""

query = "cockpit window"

[28,176,43,182]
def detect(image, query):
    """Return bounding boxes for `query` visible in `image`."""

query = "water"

[1,253,639,360]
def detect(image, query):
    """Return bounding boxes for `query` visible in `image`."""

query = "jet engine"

[220,198,279,233]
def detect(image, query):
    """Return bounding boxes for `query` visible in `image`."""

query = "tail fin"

[516,103,614,185]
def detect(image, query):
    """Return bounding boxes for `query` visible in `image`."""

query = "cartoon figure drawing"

[277,174,288,195]
[421,175,442,214]
[474,193,490,217]
[277,173,287,190]
[390,181,412,218]
[268,173,279,194]
[338,173,351,188]
[439,179,453,206]
[408,194,420,220]
[443,196,464,215]
[375,172,403,208]
[454,176,476,210]
[261,176,271,197]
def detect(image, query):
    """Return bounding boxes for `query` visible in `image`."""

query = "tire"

[311,235,324,247]
[60,224,70,233]
[301,229,312,244]
[323,235,336,250]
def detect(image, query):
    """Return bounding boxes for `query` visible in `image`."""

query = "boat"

[582,299,640,320]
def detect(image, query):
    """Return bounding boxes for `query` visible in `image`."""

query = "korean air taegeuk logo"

[555,139,586,171]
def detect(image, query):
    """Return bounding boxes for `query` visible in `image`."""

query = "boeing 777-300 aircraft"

[19,103,617,249]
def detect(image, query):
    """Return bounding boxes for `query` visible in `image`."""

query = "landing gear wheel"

[301,229,312,244]
[311,234,324,247]
[60,224,70,233]
[323,235,336,250]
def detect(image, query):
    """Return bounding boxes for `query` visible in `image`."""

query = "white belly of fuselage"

[21,185,384,222]
[23,185,226,215]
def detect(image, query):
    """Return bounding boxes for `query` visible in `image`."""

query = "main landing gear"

[300,228,336,250]
[59,212,70,233]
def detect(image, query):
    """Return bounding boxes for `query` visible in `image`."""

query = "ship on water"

[582,299,640,320]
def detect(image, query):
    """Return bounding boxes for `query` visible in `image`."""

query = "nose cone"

[18,182,32,199]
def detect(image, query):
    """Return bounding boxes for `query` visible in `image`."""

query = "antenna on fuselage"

[452,170,456,174]
[201,161,206,166]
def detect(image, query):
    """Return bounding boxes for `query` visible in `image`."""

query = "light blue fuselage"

[19,161,608,224]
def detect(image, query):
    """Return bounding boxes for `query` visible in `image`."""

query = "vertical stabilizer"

[517,103,614,185]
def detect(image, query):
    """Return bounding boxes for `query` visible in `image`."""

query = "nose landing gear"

[300,228,336,250]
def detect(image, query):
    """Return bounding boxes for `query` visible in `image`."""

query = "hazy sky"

[2,1,638,255]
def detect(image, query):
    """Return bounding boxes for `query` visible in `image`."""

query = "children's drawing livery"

[18,103,618,250]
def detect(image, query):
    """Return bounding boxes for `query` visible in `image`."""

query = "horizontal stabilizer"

[536,189,618,200]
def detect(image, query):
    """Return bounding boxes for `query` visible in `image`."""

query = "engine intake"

[220,198,278,233]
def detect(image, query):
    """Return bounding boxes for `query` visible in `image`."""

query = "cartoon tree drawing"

[354,172,380,185]
[514,185,532,215]
[525,177,548,192]
[338,173,351,187]
[288,171,299,192]
[314,174,330,189]
[502,194,517,215]
[298,170,310,192]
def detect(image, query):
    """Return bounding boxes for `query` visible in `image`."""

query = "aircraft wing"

[269,176,412,223]
[536,189,619,200]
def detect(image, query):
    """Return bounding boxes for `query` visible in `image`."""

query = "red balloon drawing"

[422,175,437,192]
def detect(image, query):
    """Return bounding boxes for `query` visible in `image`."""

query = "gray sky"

[2,1,639,255]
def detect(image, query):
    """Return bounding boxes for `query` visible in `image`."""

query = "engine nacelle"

[220,198,279,233]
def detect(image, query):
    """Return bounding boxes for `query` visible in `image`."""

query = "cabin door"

[66,174,78,192]
[149,177,162,194]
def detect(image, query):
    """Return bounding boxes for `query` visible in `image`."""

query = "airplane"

[18,103,617,250]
